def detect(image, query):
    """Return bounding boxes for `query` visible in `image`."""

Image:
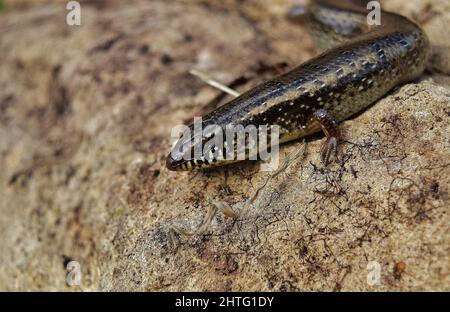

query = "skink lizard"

[166,0,429,171]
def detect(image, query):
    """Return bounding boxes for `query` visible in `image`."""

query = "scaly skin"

[167,0,429,171]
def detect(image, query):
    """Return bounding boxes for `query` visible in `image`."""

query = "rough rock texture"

[0,0,449,291]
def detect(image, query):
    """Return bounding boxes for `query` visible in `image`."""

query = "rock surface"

[0,0,449,291]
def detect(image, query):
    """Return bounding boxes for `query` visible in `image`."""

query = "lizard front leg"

[310,109,341,165]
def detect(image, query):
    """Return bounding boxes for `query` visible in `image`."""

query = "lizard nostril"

[166,154,180,171]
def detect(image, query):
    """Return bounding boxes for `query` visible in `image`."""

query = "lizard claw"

[320,136,339,165]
